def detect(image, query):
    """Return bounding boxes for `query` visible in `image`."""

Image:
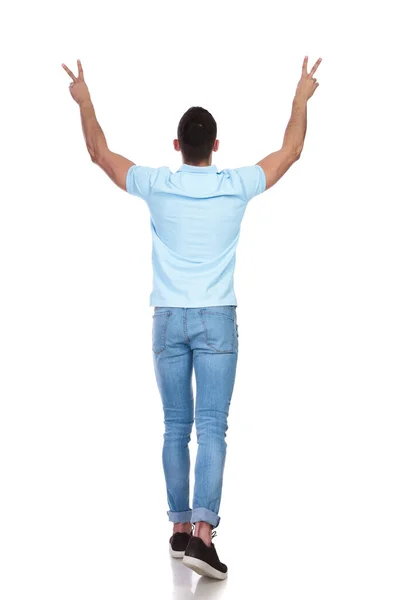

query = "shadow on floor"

[170,555,228,599]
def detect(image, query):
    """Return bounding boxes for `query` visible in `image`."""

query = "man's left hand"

[62,59,91,106]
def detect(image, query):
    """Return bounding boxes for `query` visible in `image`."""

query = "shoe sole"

[182,555,227,580]
[169,544,185,559]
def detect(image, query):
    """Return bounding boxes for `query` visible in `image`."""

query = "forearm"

[282,94,307,157]
[79,99,108,162]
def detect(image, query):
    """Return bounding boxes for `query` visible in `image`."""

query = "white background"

[1,0,399,598]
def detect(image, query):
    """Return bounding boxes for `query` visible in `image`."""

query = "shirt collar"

[177,164,218,174]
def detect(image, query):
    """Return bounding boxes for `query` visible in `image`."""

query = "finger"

[302,56,308,76]
[62,63,78,82]
[309,57,322,77]
[77,59,84,79]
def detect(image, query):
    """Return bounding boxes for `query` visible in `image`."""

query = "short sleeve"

[232,165,266,203]
[126,165,158,201]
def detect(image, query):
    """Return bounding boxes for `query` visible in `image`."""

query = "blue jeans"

[152,306,239,529]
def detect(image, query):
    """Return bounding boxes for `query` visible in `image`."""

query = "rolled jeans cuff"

[191,507,220,529]
[167,509,192,523]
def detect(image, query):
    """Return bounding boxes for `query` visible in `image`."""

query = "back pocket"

[199,308,237,353]
[152,310,172,354]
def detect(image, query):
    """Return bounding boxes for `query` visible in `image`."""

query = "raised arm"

[62,59,134,191]
[257,56,322,190]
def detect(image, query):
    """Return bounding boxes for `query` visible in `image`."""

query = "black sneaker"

[183,531,227,580]
[169,527,193,558]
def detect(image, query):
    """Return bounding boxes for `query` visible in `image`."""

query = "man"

[62,55,322,580]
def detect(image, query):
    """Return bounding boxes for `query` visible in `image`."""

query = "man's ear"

[214,139,219,152]
[173,139,180,152]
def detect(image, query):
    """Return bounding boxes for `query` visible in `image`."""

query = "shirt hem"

[149,298,238,308]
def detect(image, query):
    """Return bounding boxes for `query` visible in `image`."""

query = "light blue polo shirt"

[126,163,266,307]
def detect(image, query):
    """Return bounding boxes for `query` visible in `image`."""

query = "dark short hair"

[177,106,217,163]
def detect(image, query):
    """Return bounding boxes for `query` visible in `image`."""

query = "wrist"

[293,93,307,107]
[79,96,92,108]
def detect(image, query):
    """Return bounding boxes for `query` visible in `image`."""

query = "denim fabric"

[152,306,239,529]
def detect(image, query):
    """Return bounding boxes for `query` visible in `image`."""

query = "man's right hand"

[295,56,322,102]
[256,55,322,191]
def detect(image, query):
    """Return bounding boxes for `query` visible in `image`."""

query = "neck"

[183,158,212,167]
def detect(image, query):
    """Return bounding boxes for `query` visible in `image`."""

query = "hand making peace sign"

[295,56,322,101]
[62,59,91,106]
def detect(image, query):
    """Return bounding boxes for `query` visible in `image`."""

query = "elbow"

[293,146,303,161]
[283,144,302,162]
[90,146,109,165]
[87,146,99,164]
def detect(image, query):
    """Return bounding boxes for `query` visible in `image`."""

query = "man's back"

[126,163,266,307]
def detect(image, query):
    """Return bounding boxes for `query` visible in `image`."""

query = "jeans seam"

[183,308,190,343]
